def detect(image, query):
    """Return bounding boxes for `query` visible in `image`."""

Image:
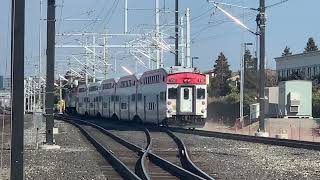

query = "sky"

[0,0,320,79]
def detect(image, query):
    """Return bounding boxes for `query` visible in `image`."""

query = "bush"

[313,91,320,118]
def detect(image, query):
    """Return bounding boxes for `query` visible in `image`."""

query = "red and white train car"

[74,67,208,128]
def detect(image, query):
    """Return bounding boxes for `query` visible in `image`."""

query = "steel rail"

[56,115,206,179]
[165,129,215,180]
[169,127,320,151]
[58,116,141,180]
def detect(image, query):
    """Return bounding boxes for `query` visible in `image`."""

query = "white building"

[275,50,320,81]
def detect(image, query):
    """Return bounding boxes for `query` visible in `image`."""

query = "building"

[0,76,3,90]
[275,50,320,81]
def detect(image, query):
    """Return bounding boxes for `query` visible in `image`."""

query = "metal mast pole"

[240,44,245,124]
[124,0,128,34]
[103,34,108,79]
[180,16,185,67]
[155,0,161,68]
[258,0,266,131]
[175,0,179,66]
[10,0,25,178]
[59,76,62,113]
[45,0,56,145]
[185,8,191,68]
[38,0,43,110]
[85,37,89,85]
[93,35,96,83]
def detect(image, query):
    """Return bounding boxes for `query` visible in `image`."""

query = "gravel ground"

[176,132,320,180]
[24,119,111,180]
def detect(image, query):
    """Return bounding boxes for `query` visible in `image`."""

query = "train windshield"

[168,88,177,99]
[197,88,205,99]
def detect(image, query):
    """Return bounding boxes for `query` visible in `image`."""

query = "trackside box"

[278,80,312,118]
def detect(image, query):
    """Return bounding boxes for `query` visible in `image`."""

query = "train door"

[180,87,193,113]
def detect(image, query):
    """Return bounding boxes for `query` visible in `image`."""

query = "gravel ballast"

[176,133,320,180]
[24,119,111,180]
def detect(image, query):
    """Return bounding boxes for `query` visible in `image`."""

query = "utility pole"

[180,16,185,67]
[10,0,25,178]
[45,0,56,145]
[258,0,266,131]
[175,0,179,66]
[185,8,191,68]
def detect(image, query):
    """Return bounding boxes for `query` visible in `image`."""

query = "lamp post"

[240,42,253,125]
[191,56,199,68]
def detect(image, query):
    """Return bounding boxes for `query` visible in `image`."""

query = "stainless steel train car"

[71,67,208,128]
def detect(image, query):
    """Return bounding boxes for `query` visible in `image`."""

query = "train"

[65,66,208,128]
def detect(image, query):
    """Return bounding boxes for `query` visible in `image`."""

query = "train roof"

[101,78,116,84]
[118,74,138,81]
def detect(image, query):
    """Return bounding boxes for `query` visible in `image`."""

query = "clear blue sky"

[0,0,319,78]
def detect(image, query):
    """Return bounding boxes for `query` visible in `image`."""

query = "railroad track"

[56,115,214,180]
[169,127,320,151]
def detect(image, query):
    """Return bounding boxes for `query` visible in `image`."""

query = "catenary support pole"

[175,0,179,66]
[258,0,266,131]
[38,0,43,110]
[180,16,185,67]
[10,0,25,178]
[185,8,191,68]
[155,0,161,68]
[124,0,128,34]
[45,0,56,145]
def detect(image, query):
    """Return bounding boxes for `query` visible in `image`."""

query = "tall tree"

[304,37,318,52]
[209,52,232,97]
[282,46,292,56]
[244,49,258,91]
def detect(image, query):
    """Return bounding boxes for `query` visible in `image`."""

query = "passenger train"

[67,66,208,128]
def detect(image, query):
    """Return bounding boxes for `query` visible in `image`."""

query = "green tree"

[244,49,258,91]
[209,52,232,97]
[304,37,318,52]
[282,46,292,56]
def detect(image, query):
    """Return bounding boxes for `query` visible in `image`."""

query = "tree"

[304,37,318,52]
[244,50,258,91]
[209,52,232,97]
[282,46,292,56]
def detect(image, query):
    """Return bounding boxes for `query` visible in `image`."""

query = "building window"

[131,94,136,101]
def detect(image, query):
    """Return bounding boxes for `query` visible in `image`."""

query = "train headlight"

[202,101,205,105]
[201,109,205,113]
[167,101,171,105]
[168,109,172,113]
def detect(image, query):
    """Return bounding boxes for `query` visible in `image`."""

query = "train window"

[168,88,177,99]
[115,96,119,102]
[163,76,165,82]
[121,103,127,109]
[197,88,205,99]
[160,92,166,101]
[137,94,142,101]
[103,103,108,108]
[131,94,136,101]
[111,95,115,102]
[184,89,189,100]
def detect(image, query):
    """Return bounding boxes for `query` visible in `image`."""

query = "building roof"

[275,50,320,62]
